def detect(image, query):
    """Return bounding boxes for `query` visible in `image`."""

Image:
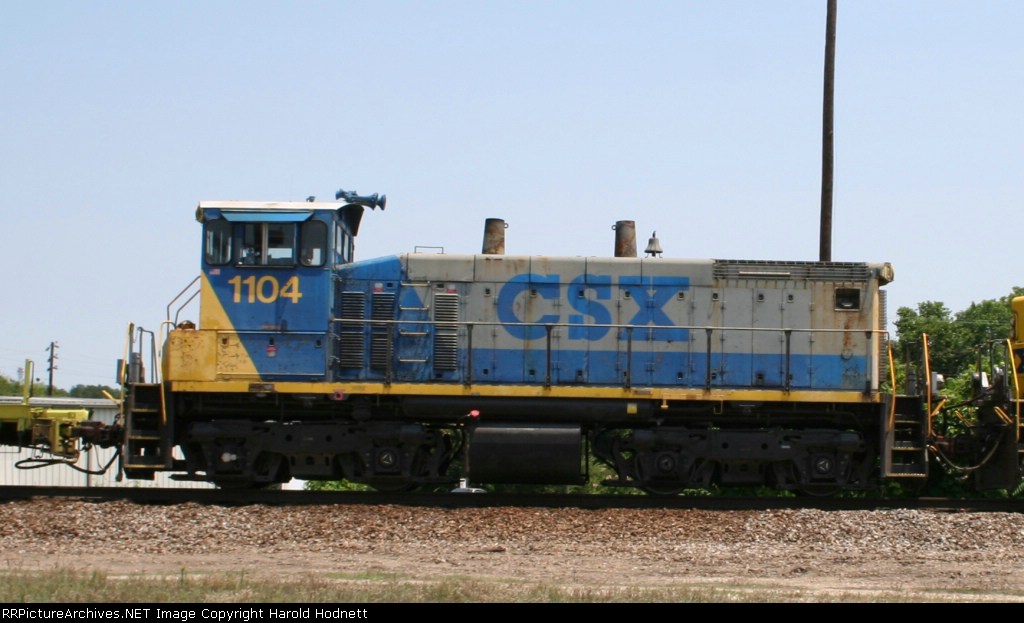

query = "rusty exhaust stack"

[613,221,637,257]
[482,218,506,255]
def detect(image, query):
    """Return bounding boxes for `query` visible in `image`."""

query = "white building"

[0,396,213,489]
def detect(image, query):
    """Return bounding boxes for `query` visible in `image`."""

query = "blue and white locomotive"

[110,190,1019,494]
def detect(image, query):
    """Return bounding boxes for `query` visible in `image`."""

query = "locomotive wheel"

[635,451,686,496]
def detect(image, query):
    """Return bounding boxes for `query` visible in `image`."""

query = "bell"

[644,231,663,257]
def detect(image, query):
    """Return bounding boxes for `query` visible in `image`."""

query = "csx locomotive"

[10,190,1024,494]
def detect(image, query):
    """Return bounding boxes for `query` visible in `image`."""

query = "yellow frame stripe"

[169,379,881,404]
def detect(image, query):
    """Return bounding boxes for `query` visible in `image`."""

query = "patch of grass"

[0,569,1016,603]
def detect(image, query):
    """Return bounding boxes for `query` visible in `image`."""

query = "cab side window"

[240,223,264,265]
[334,222,352,264]
[300,221,327,267]
[240,223,296,266]
[265,224,295,264]
[227,218,329,267]
[204,219,233,265]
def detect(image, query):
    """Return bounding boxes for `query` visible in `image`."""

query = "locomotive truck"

[4,190,1023,495]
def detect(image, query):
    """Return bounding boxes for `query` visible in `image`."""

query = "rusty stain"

[614,221,637,257]
[482,218,506,255]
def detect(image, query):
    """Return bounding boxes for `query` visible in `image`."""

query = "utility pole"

[819,0,837,262]
[45,341,58,396]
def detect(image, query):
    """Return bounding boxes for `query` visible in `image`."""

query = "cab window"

[237,221,328,267]
[300,221,327,267]
[265,224,295,264]
[204,219,233,265]
[335,222,353,264]
[239,223,296,265]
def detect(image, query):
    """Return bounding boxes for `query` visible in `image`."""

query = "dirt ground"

[3,499,1024,602]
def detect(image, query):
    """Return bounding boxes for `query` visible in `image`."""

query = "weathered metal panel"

[164,330,217,381]
[405,252,477,282]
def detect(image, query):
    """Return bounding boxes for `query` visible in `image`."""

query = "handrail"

[166,275,201,326]
[332,317,891,337]
[139,326,158,384]
[331,317,888,391]
[923,333,933,426]
[1006,338,1021,441]
[887,337,898,433]
[154,319,178,428]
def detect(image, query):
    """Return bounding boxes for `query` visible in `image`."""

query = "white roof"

[197,200,346,210]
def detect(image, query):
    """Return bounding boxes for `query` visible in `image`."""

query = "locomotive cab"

[164,199,373,385]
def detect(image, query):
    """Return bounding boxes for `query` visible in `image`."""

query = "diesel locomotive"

[7,190,1024,495]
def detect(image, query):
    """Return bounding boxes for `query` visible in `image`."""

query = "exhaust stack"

[482,218,506,255]
[613,221,637,258]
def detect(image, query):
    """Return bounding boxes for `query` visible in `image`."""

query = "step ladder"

[882,394,929,483]
[122,383,170,478]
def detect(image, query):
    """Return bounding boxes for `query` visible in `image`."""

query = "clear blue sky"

[2,1,1021,389]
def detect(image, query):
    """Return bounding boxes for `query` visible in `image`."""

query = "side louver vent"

[433,292,459,371]
[370,292,396,370]
[337,291,366,368]
[713,260,872,281]
[878,289,889,382]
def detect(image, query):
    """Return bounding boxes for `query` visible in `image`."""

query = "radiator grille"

[370,292,396,370]
[337,291,366,368]
[433,293,459,371]
[879,289,890,382]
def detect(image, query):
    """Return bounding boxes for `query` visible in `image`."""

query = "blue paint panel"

[206,265,332,379]
[336,255,403,282]
[239,333,328,381]
[428,346,870,390]
[553,349,589,384]
[207,267,330,332]
[435,347,866,390]
[580,350,624,385]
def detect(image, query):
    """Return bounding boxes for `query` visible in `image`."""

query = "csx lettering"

[497,273,689,341]
[228,275,303,304]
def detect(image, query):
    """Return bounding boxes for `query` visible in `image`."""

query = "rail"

[122,324,158,385]
[330,317,889,392]
[166,275,201,327]
[887,338,898,432]
[1004,338,1022,442]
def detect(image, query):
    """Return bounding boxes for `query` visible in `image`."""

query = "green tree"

[0,370,62,398]
[69,384,120,400]
[0,373,19,396]
[893,288,1024,382]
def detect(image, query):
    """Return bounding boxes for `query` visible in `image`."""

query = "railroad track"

[2,485,1022,513]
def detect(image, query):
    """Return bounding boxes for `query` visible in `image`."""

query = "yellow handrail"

[1007,338,1021,442]
[158,320,178,429]
[117,322,134,424]
[887,337,897,432]
[922,333,933,437]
